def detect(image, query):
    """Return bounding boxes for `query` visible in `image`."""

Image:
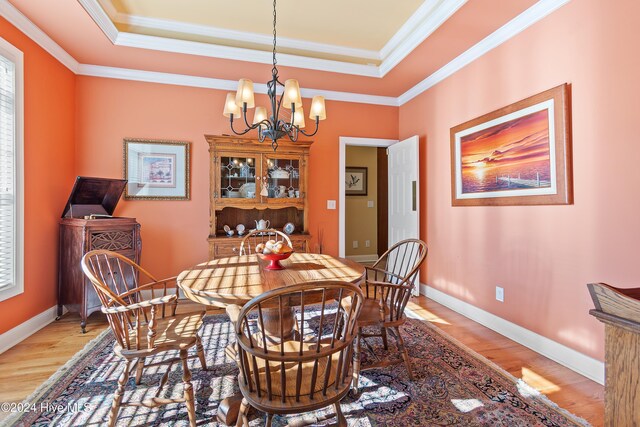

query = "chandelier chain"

[272,0,277,78]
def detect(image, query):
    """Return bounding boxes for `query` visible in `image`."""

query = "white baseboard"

[420,284,605,385]
[0,305,66,355]
[346,254,379,263]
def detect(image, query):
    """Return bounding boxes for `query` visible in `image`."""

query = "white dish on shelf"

[236,224,245,235]
[239,182,256,198]
[270,169,290,179]
[227,191,242,198]
[283,222,295,235]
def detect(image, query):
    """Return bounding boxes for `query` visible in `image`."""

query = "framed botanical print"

[345,167,368,196]
[123,138,191,200]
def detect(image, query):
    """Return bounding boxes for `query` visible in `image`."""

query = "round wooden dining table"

[176,252,364,425]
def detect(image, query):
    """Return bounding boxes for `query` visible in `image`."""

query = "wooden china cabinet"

[205,135,312,259]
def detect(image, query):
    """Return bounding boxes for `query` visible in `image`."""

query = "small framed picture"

[345,167,368,196]
[123,138,190,200]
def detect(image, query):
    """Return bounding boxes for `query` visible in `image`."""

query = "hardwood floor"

[0,298,604,425]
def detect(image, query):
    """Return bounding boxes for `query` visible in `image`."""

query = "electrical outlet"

[327,200,336,209]
[365,240,370,248]
[352,240,358,249]
[496,286,504,302]
[367,200,374,208]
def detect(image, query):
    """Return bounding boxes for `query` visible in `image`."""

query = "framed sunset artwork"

[450,84,572,206]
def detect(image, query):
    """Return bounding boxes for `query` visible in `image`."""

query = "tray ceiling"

[109,0,424,52]
[3,0,549,98]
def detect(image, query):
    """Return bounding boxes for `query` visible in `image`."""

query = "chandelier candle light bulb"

[253,106,268,127]
[310,96,326,120]
[222,0,327,151]
[293,106,306,128]
[282,79,302,109]
[223,93,241,118]
[235,78,255,109]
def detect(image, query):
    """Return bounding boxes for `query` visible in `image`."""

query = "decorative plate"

[223,224,231,233]
[283,222,295,235]
[236,224,245,234]
[239,182,255,198]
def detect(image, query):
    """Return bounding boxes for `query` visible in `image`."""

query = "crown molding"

[0,0,78,72]
[114,32,381,77]
[78,0,118,43]
[112,12,381,62]
[1,0,570,108]
[378,0,467,76]
[77,64,399,106]
[78,0,466,77]
[398,0,572,105]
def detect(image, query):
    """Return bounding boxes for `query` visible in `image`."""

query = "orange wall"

[75,76,398,278]
[0,18,76,334]
[399,0,640,361]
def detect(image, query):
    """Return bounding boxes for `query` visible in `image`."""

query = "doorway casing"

[338,137,398,258]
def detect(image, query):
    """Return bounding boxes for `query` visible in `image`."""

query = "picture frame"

[123,138,191,200]
[345,167,368,196]
[450,84,572,206]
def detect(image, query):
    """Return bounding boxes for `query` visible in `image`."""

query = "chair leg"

[196,336,208,370]
[351,331,362,395]
[134,357,145,385]
[265,413,274,427]
[180,349,197,427]
[381,326,389,350]
[334,402,347,427]
[235,398,250,427]
[108,359,132,427]
[393,326,414,380]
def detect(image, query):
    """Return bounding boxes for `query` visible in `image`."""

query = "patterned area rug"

[3,313,590,426]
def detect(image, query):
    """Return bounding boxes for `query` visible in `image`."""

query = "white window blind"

[0,54,15,291]
[0,37,23,302]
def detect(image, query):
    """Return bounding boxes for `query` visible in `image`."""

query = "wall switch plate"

[367,200,374,208]
[365,240,371,247]
[352,240,359,249]
[496,286,504,302]
[327,200,336,209]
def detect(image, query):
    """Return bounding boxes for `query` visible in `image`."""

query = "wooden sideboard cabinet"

[205,135,313,259]
[57,177,140,333]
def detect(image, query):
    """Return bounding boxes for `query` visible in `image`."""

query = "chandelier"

[222,0,327,151]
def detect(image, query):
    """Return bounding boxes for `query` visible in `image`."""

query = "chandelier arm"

[241,108,254,130]
[230,117,258,136]
[297,118,321,137]
[224,0,323,150]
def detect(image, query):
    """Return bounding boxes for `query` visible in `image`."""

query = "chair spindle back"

[365,239,428,322]
[81,250,178,352]
[234,281,363,403]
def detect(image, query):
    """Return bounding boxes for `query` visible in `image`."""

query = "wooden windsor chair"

[81,250,208,427]
[227,281,364,427]
[352,239,428,393]
[239,228,292,255]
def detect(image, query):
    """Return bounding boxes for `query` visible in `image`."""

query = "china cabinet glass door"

[262,155,303,202]
[219,155,258,200]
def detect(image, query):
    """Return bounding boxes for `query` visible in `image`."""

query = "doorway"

[338,137,397,259]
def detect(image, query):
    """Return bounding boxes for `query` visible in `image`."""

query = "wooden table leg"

[262,306,297,341]
[217,393,243,425]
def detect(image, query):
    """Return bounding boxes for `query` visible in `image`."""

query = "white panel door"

[388,135,420,293]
